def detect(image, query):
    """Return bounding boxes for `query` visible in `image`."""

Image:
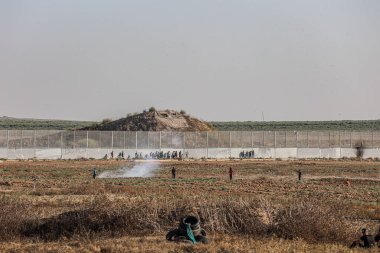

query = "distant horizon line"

[2,115,380,123]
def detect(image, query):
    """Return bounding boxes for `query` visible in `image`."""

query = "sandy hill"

[83,110,214,131]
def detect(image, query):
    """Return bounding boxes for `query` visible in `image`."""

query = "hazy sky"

[1,0,379,121]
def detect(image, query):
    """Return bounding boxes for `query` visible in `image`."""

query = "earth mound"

[83,110,214,131]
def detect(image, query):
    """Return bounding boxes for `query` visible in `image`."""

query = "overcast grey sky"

[1,0,379,121]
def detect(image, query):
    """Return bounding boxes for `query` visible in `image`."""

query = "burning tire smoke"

[98,162,160,178]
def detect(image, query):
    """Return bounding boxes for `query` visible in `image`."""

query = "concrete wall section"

[274,148,298,159]
[362,148,380,159]
[297,148,321,159]
[2,148,380,160]
[320,148,341,159]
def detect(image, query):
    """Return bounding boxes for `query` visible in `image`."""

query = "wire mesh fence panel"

[0,130,7,148]
[329,131,340,148]
[171,132,185,149]
[137,131,149,149]
[8,130,22,149]
[276,131,286,148]
[340,131,352,148]
[373,132,380,148]
[263,131,275,148]
[307,131,319,148]
[74,131,88,148]
[208,131,219,148]
[62,131,75,149]
[361,131,373,148]
[252,131,264,148]
[148,132,160,149]
[285,131,297,147]
[113,131,125,149]
[351,132,362,147]
[231,131,243,148]
[218,131,230,148]
[184,132,196,149]
[184,132,207,148]
[319,131,330,148]
[35,130,49,148]
[125,131,137,149]
[5,130,380,156]
[196,132,208,148]
[88,131,101,148]
[21,130,35,149]
[161,132,173,148]
[99,131,112,148]
[48,131,63,148]
[297,132,308,148]
[241,131,252,148]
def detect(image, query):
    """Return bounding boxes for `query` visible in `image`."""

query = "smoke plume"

[98,161,160,178]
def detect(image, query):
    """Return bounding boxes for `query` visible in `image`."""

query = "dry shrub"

[2,195,355,244]
[197,199,268,235]
[22,196,267,241]
[271,199,355,243]
[0,196,34,240]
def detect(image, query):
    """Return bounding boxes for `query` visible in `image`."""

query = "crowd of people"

[239,150,255,159]
[103,150,190,160]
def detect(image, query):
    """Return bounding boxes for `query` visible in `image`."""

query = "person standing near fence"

[297,169,302,182]
[171,167,176,179]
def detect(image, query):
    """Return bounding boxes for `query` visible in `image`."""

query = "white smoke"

[98,161,160,178]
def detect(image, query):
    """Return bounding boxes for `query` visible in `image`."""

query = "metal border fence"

[0,130,379,159]
[0,130,379,150]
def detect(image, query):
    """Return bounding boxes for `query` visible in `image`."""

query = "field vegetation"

[211,120,380,131]
[2,116,380,131]
[0,159,379,252]
[0,117,96,130]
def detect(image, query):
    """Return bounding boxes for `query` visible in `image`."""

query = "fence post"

[318,131,320,148]
[135,132,138,151]
[206,132,209,159]
[147,132,150,149]
[86,131,89,149]
[20,130,23,151]
[284,131,287,148]
[229,131,232,158]
[183,132,185,151]
[123,131,126,149]
[33,130,36,157]
[73,131,76,149]
[339,131,342,158]
[338,131,341,147]
[350,131,352,148]
[159,131,162,150]
[328,131,330,148]
[296,131,298,159]
[251,131,253,148]
[60,132,63,159]
[6,130,9,151]
[262,131,265,147]
[47,131,50,149]
[307,131,309,148]
[111,131,114,150]
[372,131,374,148]
[274,131,277,148]
[274,131,276,159]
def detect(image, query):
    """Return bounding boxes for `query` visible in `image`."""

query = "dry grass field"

[0,159,379,252]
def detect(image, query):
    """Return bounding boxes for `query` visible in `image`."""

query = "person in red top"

[229,167,233,181]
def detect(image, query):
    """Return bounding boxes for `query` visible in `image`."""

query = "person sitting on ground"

[350,228,376,248]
